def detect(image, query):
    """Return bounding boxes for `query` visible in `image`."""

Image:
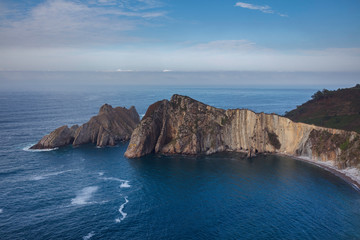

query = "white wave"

[101,177,131,188]
[71,186,99,205]
[0,209,3,213]
[101,177,124,182]
[83,231,95,240]
[115,197,129,223]
[98,172,104,176]
[140,113,145,119]
[22,144,58,152]
[29,170,73,181]
[120,181,131,188]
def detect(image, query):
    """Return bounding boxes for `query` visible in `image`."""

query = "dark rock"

[30,125,78,149]
[31,104,140,149]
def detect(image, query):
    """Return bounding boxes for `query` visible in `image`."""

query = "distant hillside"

[285,84,360,133]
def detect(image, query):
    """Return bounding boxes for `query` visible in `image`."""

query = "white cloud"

[235,2,287,17]
[235,2,273,13]
[0,0,166,48]
[1,43,359,72]
[188,40,271,53]
[119,0,163,11]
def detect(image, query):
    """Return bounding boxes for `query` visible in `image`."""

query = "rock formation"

[31,104,140,149]
[124,94,360,169]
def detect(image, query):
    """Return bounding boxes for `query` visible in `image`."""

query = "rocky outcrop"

[30,125,79,149]
[31,104,140,149]
[124,95,360,169]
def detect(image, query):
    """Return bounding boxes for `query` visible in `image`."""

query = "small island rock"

[31,104,140,149]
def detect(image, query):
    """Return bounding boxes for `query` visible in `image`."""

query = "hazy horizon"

[0,71,358,92]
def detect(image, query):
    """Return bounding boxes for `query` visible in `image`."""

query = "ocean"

[0,85,360,239]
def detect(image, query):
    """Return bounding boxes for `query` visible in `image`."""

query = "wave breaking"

[100,176,131,188]
[83,231,95,240]
[30,170,73,181]
[22,144,58,152]
[115,197,129,223]
[71,186,99,205]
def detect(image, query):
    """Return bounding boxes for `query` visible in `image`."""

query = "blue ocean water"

[0,86,360,240]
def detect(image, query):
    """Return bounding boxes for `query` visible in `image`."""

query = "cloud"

[188,40,270,53]
[118,0,163,11]
[235,2,287,17]
[0,0,166,48]
[1,41,359,72]
[235,2,273,13]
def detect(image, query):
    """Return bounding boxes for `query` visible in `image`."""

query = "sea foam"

[71,186,99,205]
[0,209,3,214]
[115,197,129,223]
[120,181,131,188]
[30,170,73,181]
[22,144,58,152]
[100,177,131,188]
[83,231,95,240]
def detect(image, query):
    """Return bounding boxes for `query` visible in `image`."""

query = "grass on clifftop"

[285,84,360,133]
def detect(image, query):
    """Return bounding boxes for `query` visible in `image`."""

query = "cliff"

[31,104,140,149]
[125,95,360,169]
[285,84,360,133]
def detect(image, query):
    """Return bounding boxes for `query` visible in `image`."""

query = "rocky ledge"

[31,104,140,149]
[124,94,360,170]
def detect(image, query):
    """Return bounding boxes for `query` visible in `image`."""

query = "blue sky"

[0,0,359,71]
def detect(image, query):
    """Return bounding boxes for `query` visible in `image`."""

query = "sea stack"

[124,94,360,169]
[31,104,140,149]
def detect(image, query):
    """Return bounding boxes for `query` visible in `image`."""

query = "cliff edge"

[31,104,140,149]
[125,94,360,170]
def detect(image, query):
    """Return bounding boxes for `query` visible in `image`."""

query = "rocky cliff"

[31,104,140,149]
[125,95,360,169]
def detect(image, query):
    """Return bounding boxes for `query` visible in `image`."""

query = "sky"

[0,0,359,72]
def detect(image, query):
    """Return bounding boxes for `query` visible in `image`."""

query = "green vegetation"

[340,139,350,151]
[297,114,360,133]
[285,84,360,133]
[311,88,334,100]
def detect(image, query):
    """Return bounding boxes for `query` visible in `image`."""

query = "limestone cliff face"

[31,104,140,149]
[125,95,360,169]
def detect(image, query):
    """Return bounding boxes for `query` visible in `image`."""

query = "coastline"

[277,153,360,192]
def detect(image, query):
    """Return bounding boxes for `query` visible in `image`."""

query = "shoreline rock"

[31,104,140,149]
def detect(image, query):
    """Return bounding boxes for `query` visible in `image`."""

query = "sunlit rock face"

[125,95,360,169]
[31,104,140,149]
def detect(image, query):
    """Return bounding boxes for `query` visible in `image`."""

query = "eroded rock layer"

[31,104,140,149]
[125,95,360,169]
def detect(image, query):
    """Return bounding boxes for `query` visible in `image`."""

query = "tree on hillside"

[311,88,334,100]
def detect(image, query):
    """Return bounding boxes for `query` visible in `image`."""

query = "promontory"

[124,94,360,170]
